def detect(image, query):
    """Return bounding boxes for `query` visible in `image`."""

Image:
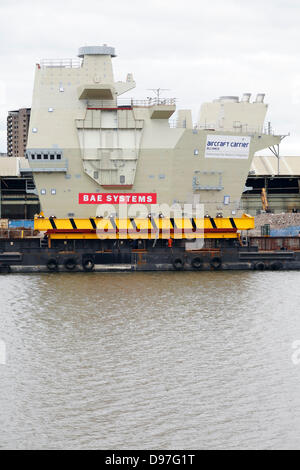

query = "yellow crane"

[261,187,270,212]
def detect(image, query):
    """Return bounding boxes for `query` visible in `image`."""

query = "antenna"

[147,88,170,101]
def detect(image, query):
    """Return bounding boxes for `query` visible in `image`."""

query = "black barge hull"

[1,236,300,273]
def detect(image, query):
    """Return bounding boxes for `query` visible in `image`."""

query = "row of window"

[29,154,62,161]
[8,136,27,140]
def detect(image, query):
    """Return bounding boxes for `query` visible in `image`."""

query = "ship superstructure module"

[27,45,278,220]
[2,44,300,273]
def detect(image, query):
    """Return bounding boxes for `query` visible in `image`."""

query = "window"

[32,128,37,133]
[43,154,49,160]
[194,149,199,156]
[120,175,125,184]
[94,171,99,179]
[57,154,61,160]
[51,189,56,195]
[31,155,35,160]
[50,154,55,160]
[41,189,46,195]
[37,154,42,160]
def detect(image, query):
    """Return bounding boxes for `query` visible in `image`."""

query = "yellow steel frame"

[34,214,254,240]
[48,232,240,240]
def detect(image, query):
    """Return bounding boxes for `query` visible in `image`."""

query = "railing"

[86,97,176,109]
[39,58,82,68]
[169,120,187,128]
[132,98,176,107]
[169,120,275,135]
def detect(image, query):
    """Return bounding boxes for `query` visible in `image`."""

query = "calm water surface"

[1,271,300,449]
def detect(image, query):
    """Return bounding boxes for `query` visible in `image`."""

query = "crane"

[261,187,270,212]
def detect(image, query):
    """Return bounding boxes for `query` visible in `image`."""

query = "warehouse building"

[243,155,300,214]
[0,157,39,219]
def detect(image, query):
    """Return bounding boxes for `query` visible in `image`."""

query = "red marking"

[87,107,132,111]
[47,229,96,234]
[79,193,157,204]
[47,228,237,234]
[204,228,237,233]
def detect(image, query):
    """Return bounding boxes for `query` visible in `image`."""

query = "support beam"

[34,215,254,240]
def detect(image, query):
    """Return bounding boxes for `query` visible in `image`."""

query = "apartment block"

[7,108,31,157]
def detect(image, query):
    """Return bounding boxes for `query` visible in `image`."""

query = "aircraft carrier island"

[1,44,300,273]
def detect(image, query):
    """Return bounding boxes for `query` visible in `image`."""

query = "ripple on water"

[1,271,300,449]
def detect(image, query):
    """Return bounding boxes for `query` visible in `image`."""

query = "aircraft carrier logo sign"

[205,135,251,159]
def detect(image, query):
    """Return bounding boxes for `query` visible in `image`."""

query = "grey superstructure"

[26,45,281,218]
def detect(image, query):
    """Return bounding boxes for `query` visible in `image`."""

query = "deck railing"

[132,98,176,107]
[39,58,82,68]
[169,120,275,135]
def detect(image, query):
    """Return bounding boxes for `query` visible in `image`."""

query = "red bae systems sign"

[79,193,157,204]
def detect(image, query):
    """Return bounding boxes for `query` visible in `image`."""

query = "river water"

[1,271,300,449]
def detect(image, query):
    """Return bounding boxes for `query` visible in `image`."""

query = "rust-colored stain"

[137,252,147,265]
[250,237,300,251]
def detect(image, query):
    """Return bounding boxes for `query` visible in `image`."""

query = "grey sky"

[0,0,299,154]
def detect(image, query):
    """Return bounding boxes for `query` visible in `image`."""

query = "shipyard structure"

[1,45,300,273]
[27,45,280,219]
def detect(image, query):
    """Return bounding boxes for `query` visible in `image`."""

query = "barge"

[1,215,300,273]
[1,44,297,273]
[1,231,300,273]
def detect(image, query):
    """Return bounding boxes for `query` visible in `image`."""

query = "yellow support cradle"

[34,214,254,240]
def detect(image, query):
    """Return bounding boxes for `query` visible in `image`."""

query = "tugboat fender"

[210,257,222,270]
[64,258,77,271]
[270,261,283,271]
[255,261,266,271]
[191,257,202,270]
[82,257,95,272]
[173,258,184,270]
[47,258,58,272]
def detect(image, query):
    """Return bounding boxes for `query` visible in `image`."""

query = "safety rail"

[168,120,275,135]
[132,98,176,107]
[86,97,176,110]
[39,58,82,68]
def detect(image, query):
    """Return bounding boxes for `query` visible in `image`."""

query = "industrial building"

[243,155,300,214]
[7,108,31,158]
[0,157,39,219]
